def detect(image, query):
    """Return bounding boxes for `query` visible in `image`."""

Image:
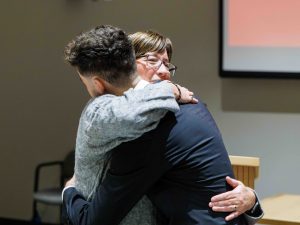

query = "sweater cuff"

[62,186,76,201]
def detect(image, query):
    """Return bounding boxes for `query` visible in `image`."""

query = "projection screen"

[220,0,300,78]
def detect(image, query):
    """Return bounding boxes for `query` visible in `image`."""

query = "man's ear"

[92,76,105,95]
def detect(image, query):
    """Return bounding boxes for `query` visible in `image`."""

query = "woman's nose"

[157,64,171,80]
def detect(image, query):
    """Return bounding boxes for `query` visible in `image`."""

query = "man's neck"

[131,75,142,88]
[105,74,140,96]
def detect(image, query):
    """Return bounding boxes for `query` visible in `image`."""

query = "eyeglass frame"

[137,54,177,77]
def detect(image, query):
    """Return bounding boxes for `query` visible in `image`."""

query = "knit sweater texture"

[75,81,179,225]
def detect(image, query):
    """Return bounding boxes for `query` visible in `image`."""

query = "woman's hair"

[129,30,173,61]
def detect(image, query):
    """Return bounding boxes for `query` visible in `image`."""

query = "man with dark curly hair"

[63,25,195,225]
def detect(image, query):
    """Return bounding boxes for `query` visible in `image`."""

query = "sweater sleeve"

[81,80,179,154]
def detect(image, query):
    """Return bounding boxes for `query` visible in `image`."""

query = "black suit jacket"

[63,102,246,225]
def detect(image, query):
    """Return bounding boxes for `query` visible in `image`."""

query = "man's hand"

[65,174,76,188]
[209,176,256,221]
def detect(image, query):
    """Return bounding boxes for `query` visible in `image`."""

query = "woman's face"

[136,50,171,82]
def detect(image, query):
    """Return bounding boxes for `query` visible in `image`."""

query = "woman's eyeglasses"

[138,54,177,77]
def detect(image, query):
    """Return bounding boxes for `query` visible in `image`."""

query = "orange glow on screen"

[229,0,300,47]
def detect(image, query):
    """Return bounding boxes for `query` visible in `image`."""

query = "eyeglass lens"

[145,55,176,76]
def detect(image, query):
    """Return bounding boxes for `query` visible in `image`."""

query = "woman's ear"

[92,77,105,95]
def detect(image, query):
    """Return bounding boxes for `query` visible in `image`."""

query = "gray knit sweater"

[74,81,179,225]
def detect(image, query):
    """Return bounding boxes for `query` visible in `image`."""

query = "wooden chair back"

[229,155,260,189]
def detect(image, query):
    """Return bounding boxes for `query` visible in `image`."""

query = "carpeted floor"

[0,218,60,225]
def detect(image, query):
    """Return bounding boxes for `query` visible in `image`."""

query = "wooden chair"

[229,155,260,189]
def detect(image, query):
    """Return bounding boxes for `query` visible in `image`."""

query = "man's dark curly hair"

[64,25,136,87]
